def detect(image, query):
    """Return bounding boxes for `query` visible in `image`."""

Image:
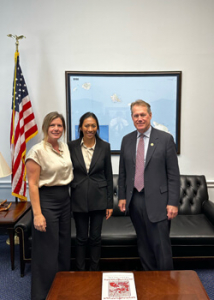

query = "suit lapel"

[145,127,159,169]
[130,131,138,164]
[74,139,87,173]
[89,138,102,173]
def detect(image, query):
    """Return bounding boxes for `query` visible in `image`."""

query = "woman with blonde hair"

[26,112,73,300]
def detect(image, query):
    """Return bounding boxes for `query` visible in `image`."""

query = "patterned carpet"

[0,235,213,300]
[195,269,214,299]
[0,235,31,300]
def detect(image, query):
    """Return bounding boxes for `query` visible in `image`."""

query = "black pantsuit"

[31,185,71,300]
[68,137,113,271]
[73,210,105,271]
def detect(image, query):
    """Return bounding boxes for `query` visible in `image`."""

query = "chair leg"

[20,257,25,277]
[16,229,25,277]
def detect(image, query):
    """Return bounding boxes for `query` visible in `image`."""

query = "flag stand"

[6,34,37,246]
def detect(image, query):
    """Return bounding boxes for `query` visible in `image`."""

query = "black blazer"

[68,137,113,212]
[118,127,180,223]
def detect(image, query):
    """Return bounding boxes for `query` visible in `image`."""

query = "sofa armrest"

[14,208,32,276]
[15,209,32,236]
[202,200,214,226]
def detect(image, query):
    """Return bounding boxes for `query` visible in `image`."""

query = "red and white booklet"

[102,272,138,300]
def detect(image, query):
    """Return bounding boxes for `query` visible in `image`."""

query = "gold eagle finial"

[7,34,26,51]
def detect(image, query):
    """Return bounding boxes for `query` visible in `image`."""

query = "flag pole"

[7,34,26,146]
[8,34,38,202]
[8,34,26,203]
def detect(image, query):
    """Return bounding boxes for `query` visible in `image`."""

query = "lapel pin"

[150,143,154,146]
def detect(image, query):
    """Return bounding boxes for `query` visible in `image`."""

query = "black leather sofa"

[15,175,214,276]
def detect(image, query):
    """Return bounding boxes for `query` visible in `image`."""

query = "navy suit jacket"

[118,127,180,223]
[68,137,113,212]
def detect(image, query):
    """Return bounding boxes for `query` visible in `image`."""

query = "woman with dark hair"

[68,112,113,271]
[26,112,73,300]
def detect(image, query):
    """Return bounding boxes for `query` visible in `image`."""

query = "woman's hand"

[26,159,45,231]
[34,213,47,232]
[106,209,113,220]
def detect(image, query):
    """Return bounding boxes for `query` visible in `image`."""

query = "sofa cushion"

[170,215,214,245]
[101,216,137,245]
[72,216,137,246]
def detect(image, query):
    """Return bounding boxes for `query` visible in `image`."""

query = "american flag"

[10,51,38,201]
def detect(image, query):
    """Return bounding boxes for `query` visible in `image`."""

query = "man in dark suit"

[118,100,180,270]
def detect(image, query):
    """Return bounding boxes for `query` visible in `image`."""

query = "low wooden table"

[0,201,31,270]
[47,270,209,300]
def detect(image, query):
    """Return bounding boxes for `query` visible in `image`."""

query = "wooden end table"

[0,201,31,270]
[47,270,210,300]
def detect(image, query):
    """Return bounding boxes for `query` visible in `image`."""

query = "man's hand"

[166,205,178,220]
[118,199,126,212]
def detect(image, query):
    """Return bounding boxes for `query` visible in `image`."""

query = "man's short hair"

[130,100,151,114]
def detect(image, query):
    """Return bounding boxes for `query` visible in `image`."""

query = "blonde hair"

[42,111,66,143]
[130,100,151,114]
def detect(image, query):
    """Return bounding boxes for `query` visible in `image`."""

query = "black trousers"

[129,188,173,271]
[73,210,105,271]
[31,185,71,300]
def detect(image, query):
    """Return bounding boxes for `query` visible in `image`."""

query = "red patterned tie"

[134,134,144,192]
